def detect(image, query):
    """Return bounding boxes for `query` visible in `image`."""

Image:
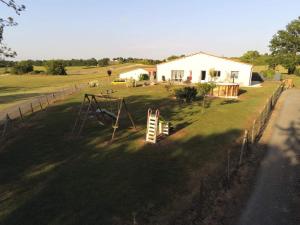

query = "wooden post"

[2,114,10,138]
[251,119,256,143]
[239,130,248,166]
[39,100,43,110]
[227,149,231,188]
[46,95,50,106]
[18,107,24,122]
[30,103,34,113]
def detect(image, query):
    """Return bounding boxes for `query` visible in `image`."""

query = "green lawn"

[0,80,280,225]
[0,64,150,110]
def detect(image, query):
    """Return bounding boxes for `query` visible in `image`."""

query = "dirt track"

[237,89,300,225]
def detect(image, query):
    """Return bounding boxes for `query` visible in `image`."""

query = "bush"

[197,83,216,98]
[139,73,149,81]
[261,69,275,80]
[30,70,44,75]
[45,60,67,75]
[174,87,198,103]
[295,68,300,76]
[11,61,34,74]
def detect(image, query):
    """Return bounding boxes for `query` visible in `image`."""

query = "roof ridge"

[157,51,253,66]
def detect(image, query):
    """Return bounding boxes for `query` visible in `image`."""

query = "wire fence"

[175,81,290,224]
[250,83,285,143]
[0,83,87,139]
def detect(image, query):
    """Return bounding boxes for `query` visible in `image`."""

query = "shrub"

[197,83,216,112]
[45,60,67,75]
[197,83,216,98]
[260,69,275,80]
[139,73,149,81]
[174,87,198,103]
[295,68,300,76]
[30,70,44,75]
[11,61,34,74]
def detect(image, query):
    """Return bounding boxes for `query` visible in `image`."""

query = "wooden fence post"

[227,149,231,188]
[239,130,248,166]
[18,107,24,122]
[251,119,256,143]
[2,114,10,138]
[39,99,43,110]
[30,103,34,113]
[46,95,50,106]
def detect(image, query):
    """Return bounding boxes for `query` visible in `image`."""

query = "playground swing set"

[72,90,171,144]
[72,92,136,142]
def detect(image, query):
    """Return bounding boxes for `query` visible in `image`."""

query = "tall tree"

[0,0,25,58]
[240,50,260,64]
[269,16,300,74]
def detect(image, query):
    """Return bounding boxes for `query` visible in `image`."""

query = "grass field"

[0,78,280,224]
[0,64,151,110]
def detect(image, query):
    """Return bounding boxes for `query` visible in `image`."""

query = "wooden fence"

[0,83,87,140]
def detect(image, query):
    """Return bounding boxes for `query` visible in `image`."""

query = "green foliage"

[45,60,67,75]
[174,86,198,103]
[0,1,25,58]
[113,57,163,65]
[269,16,300,74]
[261,69,275,79]
[98,58,110,67]
[295,68,300,76]
[126,78,136,88]
[139,73,149,81]
[209,68,218,81]
[197,83,216,97]
[30,70,44,75]
[240,50,260,63]
[11,60,33,74]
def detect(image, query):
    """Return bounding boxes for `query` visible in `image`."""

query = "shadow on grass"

[0,94,244,225]
[220,99,240,105]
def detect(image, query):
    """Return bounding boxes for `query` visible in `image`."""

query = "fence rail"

[0,83,87,138]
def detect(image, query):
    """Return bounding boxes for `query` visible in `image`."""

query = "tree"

[209,68,218,82]
[240,51,260,64]
[0,0,25,58]
[197,83,216,113]
[98,58,110,67]
[269,16,300,74]
[45,60,67,75]
[11,60,33,74]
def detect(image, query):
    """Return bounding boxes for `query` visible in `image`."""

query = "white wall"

[119,69,149,81]
[157,53,253,86]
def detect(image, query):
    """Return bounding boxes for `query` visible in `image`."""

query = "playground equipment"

[72,92,136,142]
[88,80,100,87]
[146,109,170,144]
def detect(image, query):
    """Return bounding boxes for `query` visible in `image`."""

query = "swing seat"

[102,109,117,120]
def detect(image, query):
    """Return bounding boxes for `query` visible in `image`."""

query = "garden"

[0,76,281,225]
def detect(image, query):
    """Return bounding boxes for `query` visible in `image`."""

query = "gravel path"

[237,89,300,225]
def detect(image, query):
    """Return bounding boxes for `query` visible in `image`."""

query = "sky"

[1,0,300,60]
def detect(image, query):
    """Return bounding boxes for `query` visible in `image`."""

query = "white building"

[119,68,156,81]
[157,52,253,86]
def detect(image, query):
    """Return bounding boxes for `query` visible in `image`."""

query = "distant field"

[0,64,150,110]
[253,65,287,73]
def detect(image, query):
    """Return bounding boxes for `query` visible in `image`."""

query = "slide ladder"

[146,109,159,144]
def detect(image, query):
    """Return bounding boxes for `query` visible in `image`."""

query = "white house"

[157,52,253,86]
[119,68,156,81]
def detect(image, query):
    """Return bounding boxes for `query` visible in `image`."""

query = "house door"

[200,71,206,82]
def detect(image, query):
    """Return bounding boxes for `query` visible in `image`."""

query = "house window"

[201,71,206,81]
[217,71,221,77]
[171,70,184,81]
